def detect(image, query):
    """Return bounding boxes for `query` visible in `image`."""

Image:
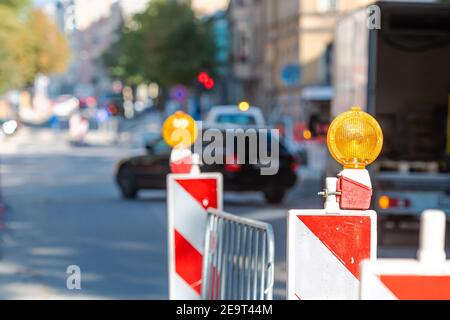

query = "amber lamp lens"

[327,107,383,169]
[162,111,198,149]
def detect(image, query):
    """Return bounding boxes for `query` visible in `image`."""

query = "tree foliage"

[28,10,70,76]
[0,0,29,11]
[105,0,216,89]
[0,5,33,92]
[0,1,70,93]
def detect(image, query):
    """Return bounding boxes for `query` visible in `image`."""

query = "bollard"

[417,210,446,264]
[360,209,450,300]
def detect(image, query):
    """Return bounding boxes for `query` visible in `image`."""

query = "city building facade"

[228,0,374,132]
[47,0,151,97]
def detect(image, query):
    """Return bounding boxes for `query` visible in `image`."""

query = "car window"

[216,114,256,125]
[152,139,171,155]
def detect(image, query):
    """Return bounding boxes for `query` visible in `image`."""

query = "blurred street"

[0,114,166,299]
[0,114,448,299]
[0,0,449,302]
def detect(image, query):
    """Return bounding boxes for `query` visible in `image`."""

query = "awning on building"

[301,86,334,101]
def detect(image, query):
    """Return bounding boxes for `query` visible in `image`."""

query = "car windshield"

[196,129,290,158]
[215,114,256,125]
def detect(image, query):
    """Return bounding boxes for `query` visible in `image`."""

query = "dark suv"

[115,129,298,204]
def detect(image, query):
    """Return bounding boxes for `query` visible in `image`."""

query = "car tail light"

[291,160,299,172]
[225,154,242,173]
[108,104,118,115]
[378,195,411,209]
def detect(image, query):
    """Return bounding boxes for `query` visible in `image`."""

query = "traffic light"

[197,72,215,90]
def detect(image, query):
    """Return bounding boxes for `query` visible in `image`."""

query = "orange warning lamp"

[327,107,383,169]
[162,111,198,149]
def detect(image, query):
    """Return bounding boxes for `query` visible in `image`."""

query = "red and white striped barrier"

[167,172,223,299]
[287,177,377,300]
[360,210,450,300]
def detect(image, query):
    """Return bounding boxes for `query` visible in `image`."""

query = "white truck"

[330,1,450,230]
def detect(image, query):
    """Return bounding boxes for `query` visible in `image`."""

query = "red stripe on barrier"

[380,275,450,300]
[176,178,218,210]
[175,229,203,295]
[298,215,371,279]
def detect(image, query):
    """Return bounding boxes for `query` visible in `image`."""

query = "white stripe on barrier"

[359,262,397,300]
[173,272,200,300]
[172,180,209,252]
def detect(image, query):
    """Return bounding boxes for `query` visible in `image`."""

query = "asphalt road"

[0,117,449,299]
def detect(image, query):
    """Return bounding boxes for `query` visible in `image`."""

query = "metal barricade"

[201,208,275,300]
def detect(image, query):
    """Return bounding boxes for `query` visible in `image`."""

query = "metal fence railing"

[201,208,275,300]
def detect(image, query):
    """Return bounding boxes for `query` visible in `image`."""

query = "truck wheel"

[264,189,286,204]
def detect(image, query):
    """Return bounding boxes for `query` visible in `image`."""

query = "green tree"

[0,0,29,11]
[27,9,70,77]
[105,0,216,89]
[0,2,70,93]
[0,5,33,92]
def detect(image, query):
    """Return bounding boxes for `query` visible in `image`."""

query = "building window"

[238,33,249,62]
[235,25,250,63]
[317,0,339,12]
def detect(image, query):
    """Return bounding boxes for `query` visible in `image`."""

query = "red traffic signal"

[197,72,215,90]
[204,78,215,90]
[197,72,209,83]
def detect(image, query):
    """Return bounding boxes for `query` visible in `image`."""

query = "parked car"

[115,128,298,204]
